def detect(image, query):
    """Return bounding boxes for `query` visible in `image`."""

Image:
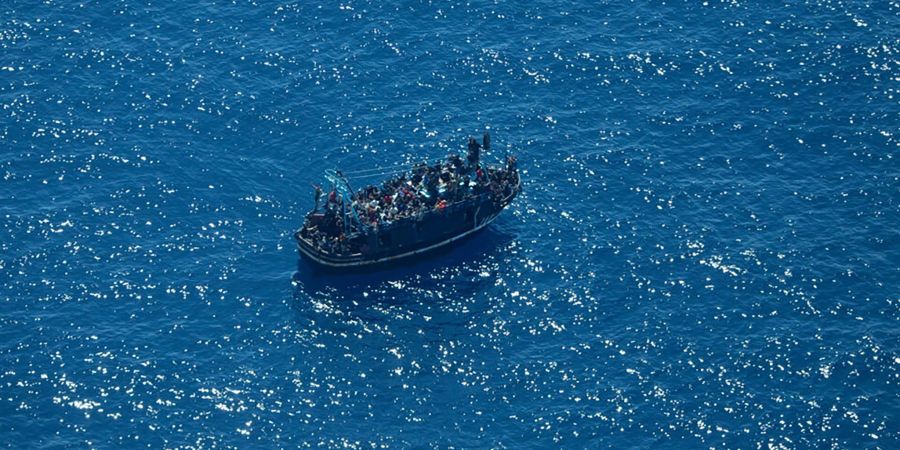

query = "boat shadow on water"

[290,224,517,300]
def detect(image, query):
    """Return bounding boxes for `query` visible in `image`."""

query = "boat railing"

[354,187,506,232]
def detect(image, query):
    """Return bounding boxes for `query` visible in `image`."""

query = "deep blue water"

[1,0,898,448]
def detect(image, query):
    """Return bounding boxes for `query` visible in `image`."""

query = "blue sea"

[1,0,897,448]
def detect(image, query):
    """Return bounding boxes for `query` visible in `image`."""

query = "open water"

[1,1,898,448]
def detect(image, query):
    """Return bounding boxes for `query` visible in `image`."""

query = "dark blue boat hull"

[296,179,519,268]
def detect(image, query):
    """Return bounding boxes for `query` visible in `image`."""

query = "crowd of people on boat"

[302,136,518,254]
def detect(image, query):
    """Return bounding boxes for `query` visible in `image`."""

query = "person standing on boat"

[327,184,344,212]
[507,155,517,173]
[467,137,481,171]
[312,185,323,212]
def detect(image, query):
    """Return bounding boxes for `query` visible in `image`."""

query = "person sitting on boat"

[336,232,348,254]
[366,205,379,226]
[414,161,428,177]
[321,207,338,235]
[449,153,465,174]
[424,170,438,200]
[445,177,458,202]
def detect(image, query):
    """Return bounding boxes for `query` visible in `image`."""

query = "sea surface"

[1,1,898,448]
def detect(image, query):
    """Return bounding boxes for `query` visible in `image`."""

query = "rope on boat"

[341,166,420,179]
[338,153,505,181]
[339,158,438,176]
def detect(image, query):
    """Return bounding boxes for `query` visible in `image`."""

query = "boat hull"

[296,180,519,268]
[296,209,502,268]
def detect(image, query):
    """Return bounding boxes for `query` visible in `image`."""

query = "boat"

[294,132,520,268]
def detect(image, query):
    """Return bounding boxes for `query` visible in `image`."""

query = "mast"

[325,169,363,235]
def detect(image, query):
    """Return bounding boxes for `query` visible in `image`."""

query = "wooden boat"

[294,133,520,268]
